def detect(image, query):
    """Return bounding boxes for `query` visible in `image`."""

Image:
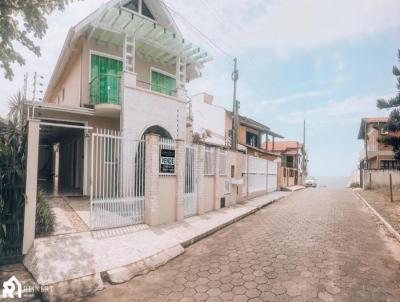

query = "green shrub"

[35,191,54,236]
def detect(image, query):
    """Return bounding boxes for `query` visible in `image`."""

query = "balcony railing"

[136,80,177,97]
[90,74,121,105]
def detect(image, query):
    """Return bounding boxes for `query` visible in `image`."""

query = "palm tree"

[0,92,27,260]
[0,92,26,188]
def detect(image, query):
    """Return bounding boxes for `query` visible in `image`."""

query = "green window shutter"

[90,54,122,104]
[151,70,176,96]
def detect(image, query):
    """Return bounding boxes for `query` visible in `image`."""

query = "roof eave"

[239,121,269,133]
[43,29,76,102]
[267,130,284,139]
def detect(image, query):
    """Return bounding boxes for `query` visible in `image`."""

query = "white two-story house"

[26,0,212,196]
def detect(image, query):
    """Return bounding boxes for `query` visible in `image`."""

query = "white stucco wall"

[191,94,226,146]
[122,86,187,140]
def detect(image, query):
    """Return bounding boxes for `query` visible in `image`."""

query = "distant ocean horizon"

[313,176,349,188]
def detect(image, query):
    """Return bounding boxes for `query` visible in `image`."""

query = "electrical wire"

[162,1,235,62]
[162,0,278,128]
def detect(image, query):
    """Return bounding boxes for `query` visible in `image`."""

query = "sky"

[0,0,399,178]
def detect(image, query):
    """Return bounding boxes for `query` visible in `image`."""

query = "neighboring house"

[357,117,400,170]
[190,93,226,145]
[191,93,284,160]
[24,0,212,196]
[263,140,307,187]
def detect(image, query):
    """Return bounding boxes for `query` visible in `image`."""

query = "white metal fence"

[90,129,145,230]
[267,160,278,192]
[242,155,278,195]
[184,145,197,217]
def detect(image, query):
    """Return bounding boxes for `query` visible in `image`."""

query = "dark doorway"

[38,122,85,196]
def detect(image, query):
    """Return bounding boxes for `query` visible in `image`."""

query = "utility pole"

[231,58,239,151]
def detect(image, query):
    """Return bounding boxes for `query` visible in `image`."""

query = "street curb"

[353,191,400,243]
[24,193,290,301]
[104,245,184,284]
[181,195,286,248]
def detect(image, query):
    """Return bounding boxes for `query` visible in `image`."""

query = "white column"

[175,139,185,221]
[175,56,187,100]
[52,143,60,196]
[123,34,137,89]
[23,119,40,254]
[214,148,220,210]
[197,144,205,215]
[144,134,160,225]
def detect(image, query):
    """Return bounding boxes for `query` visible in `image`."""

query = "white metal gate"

[243,155,278,195]
[267,160,278,192]
[90,129,145,230]
[184,145,197,217]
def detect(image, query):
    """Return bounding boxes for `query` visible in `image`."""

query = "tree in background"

[377,49,400,160]
[0,0,77,80]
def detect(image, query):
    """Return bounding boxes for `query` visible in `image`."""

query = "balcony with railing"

[89,73,122,117]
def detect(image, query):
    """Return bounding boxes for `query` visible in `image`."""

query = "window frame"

[223,179,230,195]
[150,67,176,96]
[246,131,259,147]
[89,51,123,105]
[89,50,123,84]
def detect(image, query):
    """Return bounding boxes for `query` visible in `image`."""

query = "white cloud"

[166,0,400,58]
[276,93,395,125]
[313,57,322,71]
[0,0,399,118]
[334,52,345,72]
[251,90,330,114]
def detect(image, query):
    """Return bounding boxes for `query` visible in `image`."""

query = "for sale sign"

[160,149,175,173]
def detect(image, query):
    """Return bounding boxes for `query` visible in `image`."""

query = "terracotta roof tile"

[262,140,303,152]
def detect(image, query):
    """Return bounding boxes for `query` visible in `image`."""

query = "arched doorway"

[141,125,173,140]
[135,125,173,200]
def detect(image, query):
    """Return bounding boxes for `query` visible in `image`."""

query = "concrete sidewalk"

[24,191,290,300]
[282,185,306,192]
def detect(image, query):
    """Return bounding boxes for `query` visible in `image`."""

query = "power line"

[162,1,234,62]
[199,0,225,28]
[162,0,274,129]
[200,0,248,36]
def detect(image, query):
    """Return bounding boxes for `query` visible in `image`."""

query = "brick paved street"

[86,189,400,302]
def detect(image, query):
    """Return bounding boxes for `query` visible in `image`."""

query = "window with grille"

[219,150,227,175]
[151,70,176,96]
[380,160,400,169]
[90,54,123,104]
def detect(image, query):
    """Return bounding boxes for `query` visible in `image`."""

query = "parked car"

[305,177,317,188]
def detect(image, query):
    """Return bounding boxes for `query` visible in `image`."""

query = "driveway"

[86,188,400,302]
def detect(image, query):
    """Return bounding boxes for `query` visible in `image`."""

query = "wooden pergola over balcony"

[78,4,212,87]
